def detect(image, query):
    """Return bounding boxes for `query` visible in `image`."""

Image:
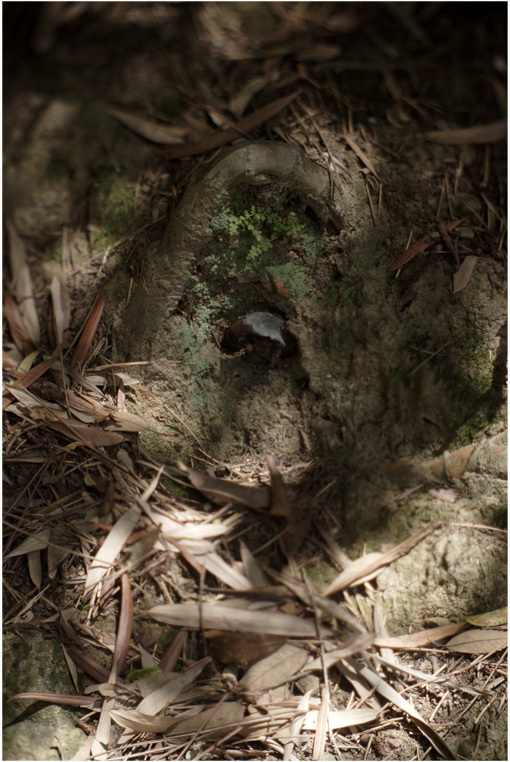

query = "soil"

[3,3,507,761]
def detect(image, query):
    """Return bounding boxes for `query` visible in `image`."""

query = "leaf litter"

[3,6,507,759]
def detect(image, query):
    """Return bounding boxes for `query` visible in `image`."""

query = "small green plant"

[227,205,304,260]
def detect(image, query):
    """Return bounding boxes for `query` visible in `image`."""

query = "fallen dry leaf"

[323,520,441,596]
[425,119,507,144]
[149,602,331,638]
[267,454,291,519]
[165,91,300,159]
[453,255,478,293]
[446,628,508,654]
[6,220,40,345]
[343,656,455,759]
[238,643,308,690]
[137,659,209,716]
[3,292,34,356]
[166,701,245,740]
[85,506,141,592]
[208,631,288,665]
[374,621,466,649]
[106,106,187,144]
[465,607,508,628]
[70,292,106,369]
[9,692,100,709]
[344,133,382,181]
[389,235,431,272]
[110,574,133,682]
[186,467,270,509]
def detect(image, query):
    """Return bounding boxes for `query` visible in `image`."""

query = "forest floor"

[3,4,507,761]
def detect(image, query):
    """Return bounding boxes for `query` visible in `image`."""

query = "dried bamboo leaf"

[66,645,112,684]
[306,633,375,670]
[201,551,253,590]
[91,697,115,757]
[106,106,187,144]
[6,529,51,557]
[389,235,431,272]
[6,220,40,344]
[27,549,43,587]
[267,454,291,519]
[167,702,246,739]
[281,689,313,754]
[453,255,478,293]
[446,628,508,654]
[425,119,507,144]
[372,653,484,696]
[111,706,196,733]
[344,134,382,181]
[303,706,379,731]
[85,506,141,592]
[165,91,300,159]
[187,467,270,509]
[105,410,151,432]
[465,607,508,628]
[70,292,105,369]
[148,602,329,638]
[312,685,329,762]
[374,621,466,649]
[49,276,67,346]
[8,692,100,708]
[343,657,455,759]
[52,419,126,447]
[110,574,133,681]
[3,292,34,355]
[208,631,287,664]
[240,541,269,587]
[238,644,308,690]
[229,75,269,117]
[137,659,208,716]
[323,520,440,596]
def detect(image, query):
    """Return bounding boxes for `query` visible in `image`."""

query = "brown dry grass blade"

[323,520,441,596]
[3,292,34,356]
[165,91,300,159]
[110,573,133,681]
[187,467,270,509]
[425,119,507,144]
[344,134,382,181]
[389,234,431,271]
[8,692,100,708]
[70,292,105,369]
[390,218,465,272]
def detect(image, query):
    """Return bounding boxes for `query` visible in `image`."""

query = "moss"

[90,175,135,250]
[304,561,337,590]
